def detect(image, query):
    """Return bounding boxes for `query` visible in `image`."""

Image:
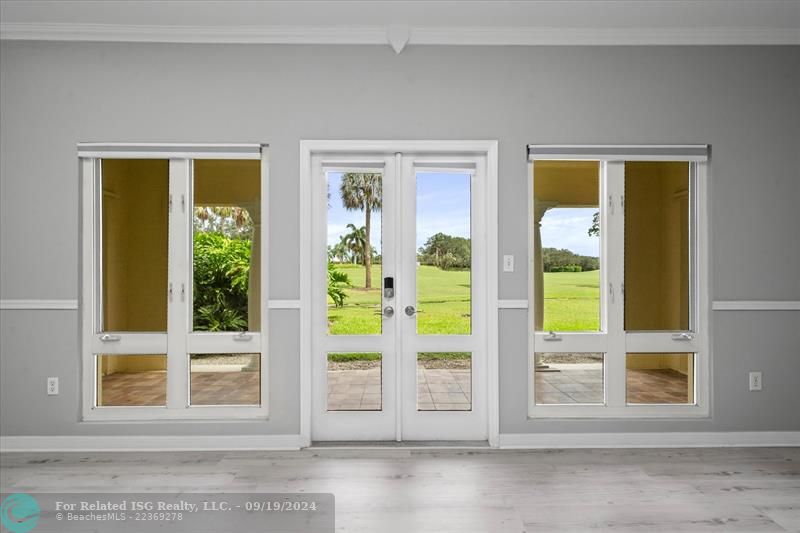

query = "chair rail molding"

[712,300,800,311]
[0,299,79,310]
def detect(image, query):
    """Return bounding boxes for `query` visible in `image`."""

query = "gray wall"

[1,42,798,437]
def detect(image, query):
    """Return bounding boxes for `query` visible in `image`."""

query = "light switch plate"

[749,371,762,391]
[503,255,514,272]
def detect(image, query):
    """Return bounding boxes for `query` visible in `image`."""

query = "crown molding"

[1,23,798,47]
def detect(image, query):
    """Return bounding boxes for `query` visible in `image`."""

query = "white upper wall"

[2,0,798,46]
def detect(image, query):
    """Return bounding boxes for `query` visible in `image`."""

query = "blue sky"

[328,171,598,257]
[327,171,471,252]
[540,208,598,257]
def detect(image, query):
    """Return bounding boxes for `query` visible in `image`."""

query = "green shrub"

[193,232,251,331]
[327,263,351,307]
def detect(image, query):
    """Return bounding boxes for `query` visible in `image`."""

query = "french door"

[310,147,489,441]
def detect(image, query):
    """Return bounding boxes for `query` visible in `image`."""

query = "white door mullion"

[400,154,416,437]
[604,161,626,408]
[393,152,403,441]
[167,159,190,410]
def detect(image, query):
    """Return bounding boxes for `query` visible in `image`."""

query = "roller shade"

[78,143,263,159]
[527,145,708,162]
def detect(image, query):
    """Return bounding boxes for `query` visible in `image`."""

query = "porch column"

[247,204,261,332]
[533,200,557,331]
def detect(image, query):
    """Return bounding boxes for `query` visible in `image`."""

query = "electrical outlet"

[47,377,59,396]
[749,372,762,391]
[503,255,514,272]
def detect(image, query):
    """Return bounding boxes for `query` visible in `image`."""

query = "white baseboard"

[3,432,796,452]
[498,431,800,449]
[0,434,302,452]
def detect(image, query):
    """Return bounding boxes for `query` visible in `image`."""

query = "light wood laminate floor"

[2,447,798,532]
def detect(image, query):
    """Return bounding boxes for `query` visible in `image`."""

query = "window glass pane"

[417,352,471,411]
[101,160,168,332]
[193,160,261,332]
[533,161,601,332]
[626,353,694,404]
[326,172,383,335]
[417,172,472,335]
[625,162,690,331]
[534,353,604,404]
[96,354,167,406]
[327,352,382,411]
[190,353,260,405]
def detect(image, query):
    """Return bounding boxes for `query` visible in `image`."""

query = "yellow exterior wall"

[101,160,169,376]
[624,161,689,331]
[194,160,260,206]
[533,161,599,206]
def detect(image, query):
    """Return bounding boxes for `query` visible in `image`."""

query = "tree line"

[542,247,598,272]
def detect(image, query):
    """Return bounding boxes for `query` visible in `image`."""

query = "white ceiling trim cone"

[387,25,410,54]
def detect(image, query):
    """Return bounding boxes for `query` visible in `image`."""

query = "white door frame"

[299,140,499,446]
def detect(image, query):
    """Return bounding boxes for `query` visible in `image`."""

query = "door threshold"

[310,440,490,449]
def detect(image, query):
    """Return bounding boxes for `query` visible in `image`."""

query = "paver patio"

[99,363,688,409]
[534,363,690,404]
[326,367,472,411]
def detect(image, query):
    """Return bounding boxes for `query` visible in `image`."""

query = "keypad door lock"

[383,276,394,299]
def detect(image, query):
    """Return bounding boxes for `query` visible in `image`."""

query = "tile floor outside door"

[327,367,472,411]
[100,365,688,409]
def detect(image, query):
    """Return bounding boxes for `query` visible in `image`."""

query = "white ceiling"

[1,0,798,47]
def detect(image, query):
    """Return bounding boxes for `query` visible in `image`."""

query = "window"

[529,146,708,417]
[80,145,268,420]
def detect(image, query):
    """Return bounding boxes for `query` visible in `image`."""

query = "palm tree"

[340,173,382,288]
[343,223,367,267]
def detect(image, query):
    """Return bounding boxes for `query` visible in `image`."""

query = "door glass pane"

[416,172,471,335]
[96,354,167,406]
[190,353,260,405]
[625,162,690,331]
[627,353,695,404]
[193,160,261,332]
[326,172,383,335]
[534,353,604,404]
[101,160,168,332]
[327,352,382,411]
[533,161,601,332]
[417,352,471,411]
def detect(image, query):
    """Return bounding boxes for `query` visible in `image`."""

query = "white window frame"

[80,143,270,421]
[527,145,710,418]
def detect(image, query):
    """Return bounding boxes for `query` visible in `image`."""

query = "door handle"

[671,332,694,341]
[404,306,425,317]
[234,332,253,341]
[99,334,121,342]
[374,306,394,318]
[543,331,562,341]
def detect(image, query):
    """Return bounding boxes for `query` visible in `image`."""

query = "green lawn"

[328,264,600,335]
[328,264,471,335]
[542,270,600,331]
